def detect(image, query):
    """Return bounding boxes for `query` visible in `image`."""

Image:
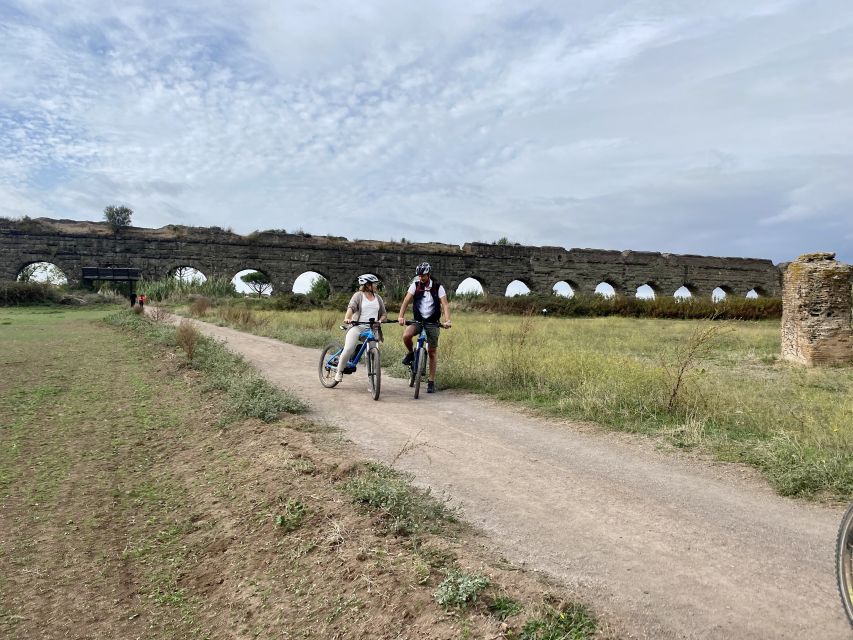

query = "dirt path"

[185,317,850,639]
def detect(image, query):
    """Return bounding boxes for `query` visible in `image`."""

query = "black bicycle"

[318,319,391,401]
[404,321,449,399]
[837,501,853,627]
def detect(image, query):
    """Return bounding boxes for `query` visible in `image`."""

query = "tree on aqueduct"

[103,205,133,233]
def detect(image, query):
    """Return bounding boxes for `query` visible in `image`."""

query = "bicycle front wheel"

[837,500,853,627]
[367,347,381,400]
[319,343,342,388]
[413,347,427,399]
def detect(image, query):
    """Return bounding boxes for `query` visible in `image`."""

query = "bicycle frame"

[326,321,380,372]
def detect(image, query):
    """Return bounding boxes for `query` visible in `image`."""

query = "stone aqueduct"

[1,218,783,298]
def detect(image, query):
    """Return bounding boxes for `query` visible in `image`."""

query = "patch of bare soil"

[0,313,610,640]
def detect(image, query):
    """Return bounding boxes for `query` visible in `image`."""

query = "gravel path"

[184,317,850,639]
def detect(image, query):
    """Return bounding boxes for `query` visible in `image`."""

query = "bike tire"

[836,500,853,628]
[368,347,381,401]
[319,343,343,388]
[413,347,427,399]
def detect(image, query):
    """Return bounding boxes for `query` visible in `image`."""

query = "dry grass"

[199,307,853,499]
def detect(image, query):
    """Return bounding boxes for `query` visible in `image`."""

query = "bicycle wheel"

[319,343,343,388]
[367,347,381,401]
[836,500,853,627]
[413,347,427,399]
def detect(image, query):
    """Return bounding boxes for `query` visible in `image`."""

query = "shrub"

[0,282,62,305]
[175,319,199,361]
[458,293,782,321]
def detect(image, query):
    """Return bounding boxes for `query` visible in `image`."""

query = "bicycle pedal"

[343,367,356,374]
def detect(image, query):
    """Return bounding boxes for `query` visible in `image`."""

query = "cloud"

[1,0,852,264]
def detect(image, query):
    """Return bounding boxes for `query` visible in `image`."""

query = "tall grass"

[137,277,237,302]
[198,306,853,499]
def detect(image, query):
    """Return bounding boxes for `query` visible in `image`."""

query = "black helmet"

[415,262,431,275]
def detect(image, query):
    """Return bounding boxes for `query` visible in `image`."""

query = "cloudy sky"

[2,0,852,264]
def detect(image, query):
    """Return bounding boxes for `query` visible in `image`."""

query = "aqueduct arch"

[0,218,785,297]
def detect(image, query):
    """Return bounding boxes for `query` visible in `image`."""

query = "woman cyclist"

[335,273,387,382]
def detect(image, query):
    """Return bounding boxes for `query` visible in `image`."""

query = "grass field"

[191,304,853,499]
[0,306,602,639]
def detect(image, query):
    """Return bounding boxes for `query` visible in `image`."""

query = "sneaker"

[334,371,343,382]
[427,381,435,393]
[402,352,414,366]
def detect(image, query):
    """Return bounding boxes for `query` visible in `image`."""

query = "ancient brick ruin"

[0,217,782,298]
[781,253,853,366]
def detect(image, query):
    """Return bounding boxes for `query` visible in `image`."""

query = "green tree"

[241,271,272,297]
[103,205,133,232]
[307,275,330,301]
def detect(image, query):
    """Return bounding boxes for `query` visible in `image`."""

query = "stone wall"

[781,253,853,366]
[0,217,783,298]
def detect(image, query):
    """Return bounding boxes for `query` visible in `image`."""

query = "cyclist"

[397,262,452,393]
[335,273,387,382]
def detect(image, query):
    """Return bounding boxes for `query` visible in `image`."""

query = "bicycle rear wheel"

[837,500,853,627]
[319,343,343,388]
[367,347,381,401]
[413,347,427,399]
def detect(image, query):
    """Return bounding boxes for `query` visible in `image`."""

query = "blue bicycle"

[404,321,449,399]
[319,319,390,400]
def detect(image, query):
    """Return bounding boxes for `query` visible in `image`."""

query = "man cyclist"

[397,262,452,394]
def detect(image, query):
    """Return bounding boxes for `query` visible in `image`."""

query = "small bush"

[148,305,168,322]
[175,319,199,361]
[434,569,490,610]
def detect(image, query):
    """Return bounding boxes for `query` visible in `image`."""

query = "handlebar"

[404,320,451,329]
[339,319,396,330]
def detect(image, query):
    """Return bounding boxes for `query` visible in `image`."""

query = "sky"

[2,0,852,265]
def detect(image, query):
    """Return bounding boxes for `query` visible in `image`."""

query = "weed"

[665,320,733,410]
[274,498,309,532]
[343,463,455,536]
[228,373,307,421]
[518,603,597,639]
[489,595,523,620]
[434,569,490,610]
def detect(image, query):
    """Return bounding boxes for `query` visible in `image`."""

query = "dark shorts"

[413,322,440,349]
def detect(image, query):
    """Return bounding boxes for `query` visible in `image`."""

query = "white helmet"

[358,273,380,286]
